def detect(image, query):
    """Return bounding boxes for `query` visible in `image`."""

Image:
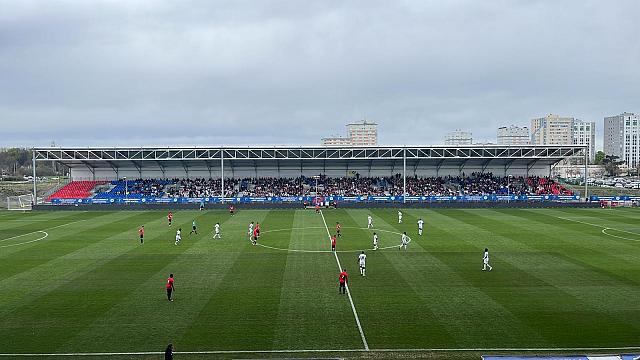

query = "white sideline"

[2,346,640,356]
[319,210,369,351]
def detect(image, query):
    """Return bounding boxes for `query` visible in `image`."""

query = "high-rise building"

[573,120,596,162]
[497,126,529,145]
[531,114,595,163]
[346,121,378,146]
[530,114,574,145]
[604,112,640,167]
[444,130,473,145]
[320,136,352,146]
[321,120,378,146]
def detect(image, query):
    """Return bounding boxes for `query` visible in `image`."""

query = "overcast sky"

[1,0,638,149]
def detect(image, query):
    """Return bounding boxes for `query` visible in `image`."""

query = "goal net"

[7,194,34,211]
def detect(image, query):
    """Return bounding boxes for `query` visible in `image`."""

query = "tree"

[0,148,66,178]
[602,154,624,177]
[593,151,605,165]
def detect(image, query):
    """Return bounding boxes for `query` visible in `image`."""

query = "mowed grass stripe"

[369,209,547,348]
[271,209,364,350]
[608,207,640,220]
[441,209,640,347]
[555,207,640,227]
[0,211,166,316]
[501,209,640,282]
[550,208,640,240]
[463,208,640,284]
[178,210,292,351]
[60,210,250,352]
[0,210,211,353]
[2,208,640,354]
[0,212,151,279]
[322,209,451,349]
[0,212,108,255]
[0,211,90,231]
[423,210,600,346]
[396,209,549,347]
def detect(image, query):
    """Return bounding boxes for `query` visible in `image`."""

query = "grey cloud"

[1,0,639,149]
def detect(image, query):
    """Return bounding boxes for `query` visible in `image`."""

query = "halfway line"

[319,210,369,351]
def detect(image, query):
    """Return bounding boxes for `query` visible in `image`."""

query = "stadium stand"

[48,175,572,199]
[46,180,108,201]
[94,179,173,199]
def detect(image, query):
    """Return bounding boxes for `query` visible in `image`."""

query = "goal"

[7,194,34,211]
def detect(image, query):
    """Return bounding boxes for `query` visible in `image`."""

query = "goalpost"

[6,194,34,211]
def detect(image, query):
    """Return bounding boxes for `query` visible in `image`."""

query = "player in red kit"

[255,222,260,239]
[338,269,348,294]
[315,203,320,213]
[336,222,341,237]
[167,212,173,227]
[229,204,235,216]
[252,227,258,245]
[138,226,144,244]
[166,273,175,301]
[331,234,337,252]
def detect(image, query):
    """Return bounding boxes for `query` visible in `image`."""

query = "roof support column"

[403,148,407,204]
[32,149,37,203]
[156,161,166,179]
[584,148,588,200]
[436,159,445,177]
[221,149,225,203]
[82,162,96,181]
[206,161,212,179]
[181,161,189,179]
[107,161,119,179]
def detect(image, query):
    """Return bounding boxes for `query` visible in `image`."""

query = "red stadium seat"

[47,181,107,201]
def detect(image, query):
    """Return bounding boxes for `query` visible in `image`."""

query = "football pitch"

[1,207,640,359]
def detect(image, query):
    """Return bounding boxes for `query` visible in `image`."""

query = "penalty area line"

[319,210,369,351]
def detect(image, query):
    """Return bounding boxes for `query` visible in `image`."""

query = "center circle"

[256,226,412,253]
[0,230,49,248]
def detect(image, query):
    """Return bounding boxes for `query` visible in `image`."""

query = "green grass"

[1,208,640,359]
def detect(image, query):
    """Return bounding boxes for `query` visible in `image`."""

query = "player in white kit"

[482,248,493,271]
[399,232,408,250]
[367,215,373,229]
[398,210,403,223]
[358,251,367,276]
[174,228,182,246]
[213,222,221,239]
[248,222,254,240]
[417,218,424,236]
[372,232,379,250]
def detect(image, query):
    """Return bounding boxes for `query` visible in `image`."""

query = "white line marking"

[602,228,640,242]
[0,219,86,248]
[2,346,640,356]
[0,231,48,248]
[256,243,401,253]
[319,210,369,351]
[556,216,640,242]
[256,226,410,253]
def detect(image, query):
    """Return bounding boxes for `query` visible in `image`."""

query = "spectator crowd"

[95,173,572,198]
